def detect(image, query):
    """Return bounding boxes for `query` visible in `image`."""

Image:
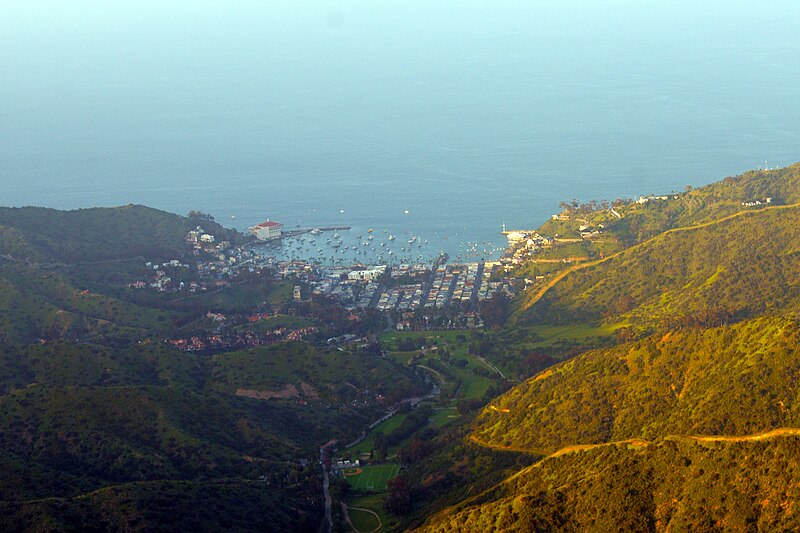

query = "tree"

[373,432,388,460]
[384,476,412,514]
[187,210,215,221]
[479,293,509,328]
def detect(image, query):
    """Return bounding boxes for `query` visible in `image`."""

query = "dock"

[274,226,351,239]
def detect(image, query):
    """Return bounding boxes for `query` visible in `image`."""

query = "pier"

[280,226,351,239]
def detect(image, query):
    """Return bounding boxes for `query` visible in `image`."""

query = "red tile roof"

[256,221,282,228]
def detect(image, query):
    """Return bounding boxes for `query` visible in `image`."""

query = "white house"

[348,268,383,281]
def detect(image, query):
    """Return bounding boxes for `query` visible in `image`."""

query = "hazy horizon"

[2,1,799,258]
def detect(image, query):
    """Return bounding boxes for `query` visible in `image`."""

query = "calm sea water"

[2,1,799,262]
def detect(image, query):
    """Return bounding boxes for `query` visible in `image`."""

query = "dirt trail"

[469,427,800,462]
[674,427,800,443]
[526,257,589,263]
[453,426,800,522]
[541,439,650,462]
[467,435,545,455]
[430,461,541,521]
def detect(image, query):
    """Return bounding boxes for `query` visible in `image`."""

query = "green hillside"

[472,316,800,453]
[518,203,800,333]
[0,205,252,344]
[0,265,176,344]
[613,162,800,242]
[545,163,800,247]
[0,205,243,263]
[209,341,428,405]
[421,435,800,532]
[411,165,800,532]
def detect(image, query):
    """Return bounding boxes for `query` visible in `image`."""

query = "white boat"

[388,235,396,241]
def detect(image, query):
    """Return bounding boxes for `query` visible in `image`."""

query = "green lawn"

[348,506,381,532]
[379,330,470,350]
[344,463,400,491]
[386,350,418,366]
[350,413,409,456]
[429,407,460,428]
[348,493,398,532]
[171,280,293,312]
[381,329,498,401]
[447,354,494,400]
[266,281,294,306]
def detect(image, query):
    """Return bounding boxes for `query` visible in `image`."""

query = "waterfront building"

[251,220,283,240]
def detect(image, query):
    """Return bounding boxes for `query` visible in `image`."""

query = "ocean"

[2,1,799,263]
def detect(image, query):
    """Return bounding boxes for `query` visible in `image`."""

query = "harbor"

[248,217,507,266]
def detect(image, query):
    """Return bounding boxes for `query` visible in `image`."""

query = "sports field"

[344,463,400,491]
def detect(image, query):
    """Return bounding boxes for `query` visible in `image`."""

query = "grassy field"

[379,330,470,349]
[344,464,400,491]
[447,357,493,400]
[380,329,498,401]
[387,350,418,366]
[168,279,294,312]
[348,493,398,532]
[429,407,460,428]
[350,413,410,456]
[266,281,294,306]
[348,506,381,532]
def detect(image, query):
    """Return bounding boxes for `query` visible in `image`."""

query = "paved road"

[320,446,332,533]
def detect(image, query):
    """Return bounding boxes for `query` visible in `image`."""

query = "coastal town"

[121,218,531,353]
[131,190,743,353]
